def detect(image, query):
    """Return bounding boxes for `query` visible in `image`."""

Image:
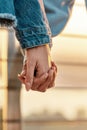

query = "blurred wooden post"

[0,29,8,130]
[1,28,23,130]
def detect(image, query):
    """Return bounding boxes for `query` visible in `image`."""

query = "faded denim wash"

[0,0,51,49]
[44,0,75,36]
[44,0,87,36]
[0,0,87,48]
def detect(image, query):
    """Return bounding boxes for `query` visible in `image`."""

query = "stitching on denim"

[15,26,52,49]
[0,13,17,27]
[16,33,51,48]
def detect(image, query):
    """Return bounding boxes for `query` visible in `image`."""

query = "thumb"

[25,60,35,91]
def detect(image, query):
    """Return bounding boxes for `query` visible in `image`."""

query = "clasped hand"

[18,45,57,92]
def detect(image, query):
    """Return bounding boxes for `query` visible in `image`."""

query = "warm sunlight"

[0,1,87,130]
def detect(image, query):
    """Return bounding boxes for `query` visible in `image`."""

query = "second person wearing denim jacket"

[0,0,87,47]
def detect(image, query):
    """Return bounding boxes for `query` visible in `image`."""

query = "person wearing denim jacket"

[22,0,87,91]
[0,0,87,47]
[0,0,52,48]
[0,0,86,91]
[0,0,57,92]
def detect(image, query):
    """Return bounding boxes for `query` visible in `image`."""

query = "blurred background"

[0,0,87,130]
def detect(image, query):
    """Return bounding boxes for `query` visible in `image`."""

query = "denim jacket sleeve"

[44,0,75,36]
[0,0,17,27]
[85,0,87,9]
[0,0,87,48]
[0,0,52,49]
[14,0,52,49]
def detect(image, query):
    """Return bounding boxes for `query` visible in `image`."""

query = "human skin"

[18,45,57,92]
[17,0,57,92]
[18,61,57,92]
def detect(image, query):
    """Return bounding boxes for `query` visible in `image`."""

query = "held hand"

[31,63,57,92]
[18,44,57,92]
[18,61,57,92]
[19,45,52,91]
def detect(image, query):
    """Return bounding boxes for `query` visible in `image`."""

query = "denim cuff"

[0,13,17,27]
[15,26,51,49]
[0,0,17,27]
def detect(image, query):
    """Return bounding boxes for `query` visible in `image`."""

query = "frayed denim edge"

[0,13,17,27]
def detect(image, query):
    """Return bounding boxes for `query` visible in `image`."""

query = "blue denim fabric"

[85,0,87,8]
[0,0,17,27]
[44,0,87,36]
[44,0,75,36]
[14,0,52,49]
[0,0,51,49]
[0,0,87,48]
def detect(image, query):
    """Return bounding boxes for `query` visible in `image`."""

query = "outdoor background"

[0,0,87,130]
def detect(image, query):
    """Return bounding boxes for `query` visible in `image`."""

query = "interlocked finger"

[36,68,54,92]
